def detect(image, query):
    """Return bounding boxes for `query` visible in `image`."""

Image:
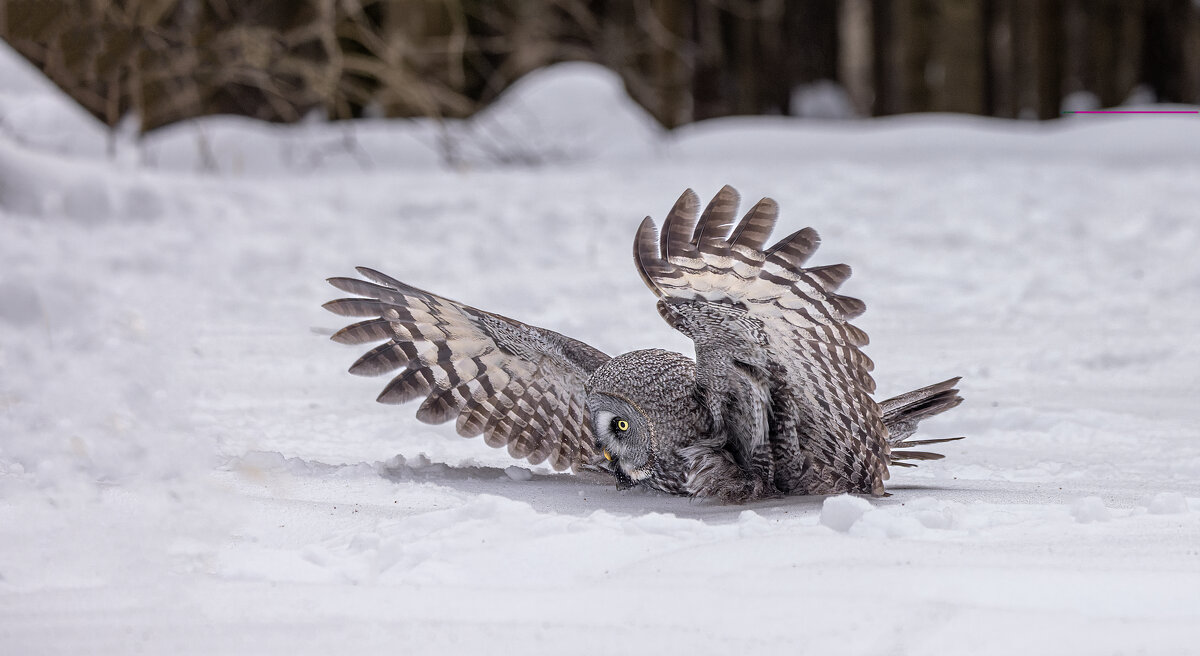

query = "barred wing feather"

[634,186,890,495]
[324,268,610,472]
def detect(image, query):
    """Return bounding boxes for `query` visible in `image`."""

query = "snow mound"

[1071,496,1113,523]
[138,62,661,175]
[819,494,873,532]
[461,62,662,165]
[0,135,172,222]
[141,115,445,175]
[790,80,857,119]
[0,47,662,175]
[504,465,533,481]
[0,41,108,157]
[1148,492,1190,515]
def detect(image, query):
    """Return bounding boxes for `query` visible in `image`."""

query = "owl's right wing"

[634,187,890,495]
[324,268,611,472]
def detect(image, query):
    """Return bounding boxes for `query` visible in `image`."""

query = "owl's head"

[586,397,655,489]
[585,349,701,492]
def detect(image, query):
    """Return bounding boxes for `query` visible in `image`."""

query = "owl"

[325,186,963,502]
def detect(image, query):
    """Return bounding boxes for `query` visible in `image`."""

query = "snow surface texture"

[2,41,1200,655]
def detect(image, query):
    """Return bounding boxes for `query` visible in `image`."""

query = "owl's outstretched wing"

[634,186,889,495]
[324,268,610,472]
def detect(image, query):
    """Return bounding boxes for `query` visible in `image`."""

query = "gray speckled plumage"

[325,186,964,502]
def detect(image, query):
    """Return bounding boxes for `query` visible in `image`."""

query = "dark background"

[3,0,1198,133]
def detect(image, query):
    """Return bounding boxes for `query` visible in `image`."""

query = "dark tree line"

[2,0,1197,132]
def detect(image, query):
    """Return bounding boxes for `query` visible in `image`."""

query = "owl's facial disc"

[603,416,631,462]
[587,396,654,486]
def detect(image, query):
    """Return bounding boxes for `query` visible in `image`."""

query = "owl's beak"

[601,449,635,490]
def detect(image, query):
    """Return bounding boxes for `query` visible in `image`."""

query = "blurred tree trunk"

[1062,0,1087,102]
[650,0,691,128]
[1191,6,1200,104]
[1142,0,1195,103]
[894,0,936,113]
[870,0,894,115]
[1084,0,1137,107]
[690,0,725,120]
[933,0,985,114]
[839,0,873,116]
[1035,0,1064,118]
[781,0,839,114]
[1001,0,1065,118]
[730,4,759,115]
[983,0,1013,117]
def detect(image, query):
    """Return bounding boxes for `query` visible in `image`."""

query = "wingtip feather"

[634,216,676,297]
[728,197,779,252]
[764,226,822,270]
[661,189,702,259]
[693,185,741,248]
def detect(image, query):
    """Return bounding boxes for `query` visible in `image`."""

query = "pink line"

[1067,110,1198,114]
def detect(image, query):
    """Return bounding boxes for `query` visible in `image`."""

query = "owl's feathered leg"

[679,443,772,503]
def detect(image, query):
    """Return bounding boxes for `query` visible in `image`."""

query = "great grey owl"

[325,186,963,502]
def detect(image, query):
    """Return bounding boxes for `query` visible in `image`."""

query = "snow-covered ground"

[3,42,1200,655]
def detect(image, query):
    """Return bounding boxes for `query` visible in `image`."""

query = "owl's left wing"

[324,268,610,472]
[634,187,889,495]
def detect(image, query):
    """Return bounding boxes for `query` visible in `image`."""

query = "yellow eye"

[612,418,629,432]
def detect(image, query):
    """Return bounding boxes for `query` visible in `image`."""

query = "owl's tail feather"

[880,377,964,467]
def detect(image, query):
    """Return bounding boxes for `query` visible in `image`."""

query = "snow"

[790,80,858,119]
[2,41,1200,655]
[504,465,533,482]
[1149,491,1190,515]
[0,47,662,175]
[819,493,873,532]
[1070,496,1113,523]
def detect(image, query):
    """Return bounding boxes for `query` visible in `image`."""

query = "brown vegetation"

[2,0,1197,133]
